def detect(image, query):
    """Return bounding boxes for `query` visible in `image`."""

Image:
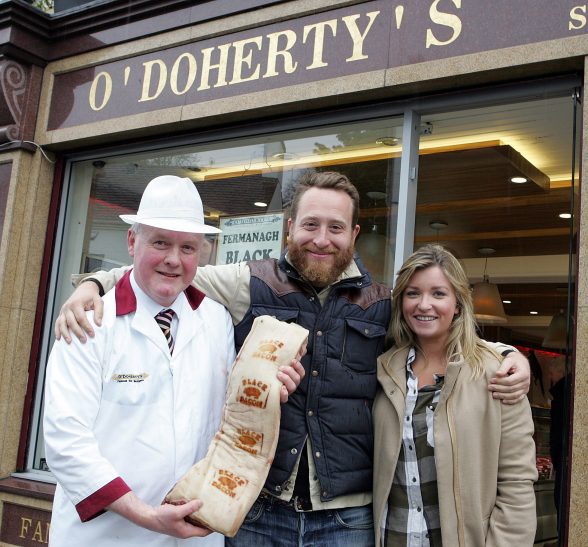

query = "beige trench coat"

[373,346,538,546]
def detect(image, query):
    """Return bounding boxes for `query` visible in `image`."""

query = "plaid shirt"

[381,347,444,546]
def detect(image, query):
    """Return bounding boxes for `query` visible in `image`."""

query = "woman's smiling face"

[402,265,459,345]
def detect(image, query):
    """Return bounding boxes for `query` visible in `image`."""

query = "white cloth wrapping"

[165,315,308,536]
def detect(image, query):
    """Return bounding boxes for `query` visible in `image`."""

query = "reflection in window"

[30,117,403,472]
[414,95,577,546]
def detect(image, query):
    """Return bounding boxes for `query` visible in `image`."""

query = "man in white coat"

[43,176,302,546]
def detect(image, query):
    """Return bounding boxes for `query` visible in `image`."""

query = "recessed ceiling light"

[509,176,528,184]
[272,152,298,160]
[559,213,572,219]
[502,300,511,304]
[530,311,538,315]
[375,137,399,146]
[254,202,267,207]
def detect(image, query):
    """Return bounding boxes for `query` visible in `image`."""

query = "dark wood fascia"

[0,0,287,64]
[0,477,55,502]
[0,1,50,65]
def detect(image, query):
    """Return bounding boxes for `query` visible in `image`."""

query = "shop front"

[0,1,586,545]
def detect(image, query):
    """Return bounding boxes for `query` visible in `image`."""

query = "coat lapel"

[172,299,201,357]
[131,308,170,358]
[378,347,409,417]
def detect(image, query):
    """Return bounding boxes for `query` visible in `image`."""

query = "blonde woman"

[373,245,537,546]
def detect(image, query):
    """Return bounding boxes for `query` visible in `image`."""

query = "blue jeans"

[226,497,374,547]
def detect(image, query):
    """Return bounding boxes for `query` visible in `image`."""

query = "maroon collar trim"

[115,269,205,315]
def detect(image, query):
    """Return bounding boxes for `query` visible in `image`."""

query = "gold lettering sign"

[303,19,337,70]
[0,503,51,546]
[170,52,197,95]
[426,0,462,49]
[342,11,380,61]
[45,1,588,131]
[88,71,112,111]
[570,5,587,30]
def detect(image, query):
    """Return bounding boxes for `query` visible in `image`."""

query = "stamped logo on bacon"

[237,378,271,408]
[211,469,248,499]
[235,428,264,455]
[252,339,285,362]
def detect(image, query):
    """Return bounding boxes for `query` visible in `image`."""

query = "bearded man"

[55,171,530,547]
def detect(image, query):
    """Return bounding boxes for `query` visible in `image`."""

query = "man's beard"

[288,240,355,288]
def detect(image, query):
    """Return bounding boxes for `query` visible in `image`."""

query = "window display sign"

[217,213,284,264]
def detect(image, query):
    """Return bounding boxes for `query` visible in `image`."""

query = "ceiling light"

[559,213,571,219]
[472,257,507,324]
[477,247,496,255]
[509,176,528,183]
[375,137,399,146]
[543,309,567,350]
[530,311,538,315]
[271,152,299,160]
[429,220,448,230]
[254,202,267,207]
[502,300,511,304]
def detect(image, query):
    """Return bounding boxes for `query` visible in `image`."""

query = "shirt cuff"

[82,277,105,297]
[75,477,131,522]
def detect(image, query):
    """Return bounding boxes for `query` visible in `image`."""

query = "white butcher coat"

[44,270,235,546]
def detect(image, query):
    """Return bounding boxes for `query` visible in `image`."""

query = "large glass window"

[412,94,578,545]
[28,116,404,475]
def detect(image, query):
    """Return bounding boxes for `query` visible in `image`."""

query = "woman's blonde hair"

[390,244,498,376]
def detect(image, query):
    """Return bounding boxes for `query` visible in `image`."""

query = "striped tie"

[155,309,175,354]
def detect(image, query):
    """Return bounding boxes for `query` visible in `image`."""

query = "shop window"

[413,94,578,545]
[27,116,404,475]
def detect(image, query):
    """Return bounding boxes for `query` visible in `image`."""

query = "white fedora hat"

[120,175,221,234]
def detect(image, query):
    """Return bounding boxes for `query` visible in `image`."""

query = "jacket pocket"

[251,305,299,323]
[340,318,387,373]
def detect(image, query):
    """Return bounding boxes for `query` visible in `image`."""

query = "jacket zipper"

[447,395,465,546]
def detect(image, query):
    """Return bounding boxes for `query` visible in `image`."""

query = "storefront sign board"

[0,502,51,546]
[48,1,588,130]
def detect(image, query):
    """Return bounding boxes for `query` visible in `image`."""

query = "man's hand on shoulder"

[54,280,104,344]
[488,351,531,405]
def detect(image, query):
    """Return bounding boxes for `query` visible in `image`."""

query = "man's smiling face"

[128,224,202,306]
[287,187,360,287]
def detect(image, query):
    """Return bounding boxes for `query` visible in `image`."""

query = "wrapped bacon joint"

[165,315,309,537]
